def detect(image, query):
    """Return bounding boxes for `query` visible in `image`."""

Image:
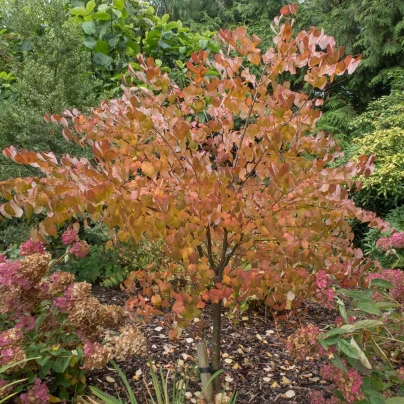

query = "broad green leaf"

[164,21,179,31]
[94,40,110,54]
[338,302,348,323]
[93,53,112,66]
[338,339,359,359]
[376,301,401,309]
[158,40,171,49]
[108,36,120,47]
[362,387,386,404]
[86,0,96,14]
[385,398,404,404]
[330,355,347,372]
[70,6,88,16]
[82,21,96,35]
[161,14,169,24]
[146,30,161,46]
[339,288,373,301]
[370,278,393,289]
[94,12,111,20]
[84,37,97,49]
[113,0,125,10]
[351,319,383,331]
[326,328,347,338]
[356,300,381,315]
[21,40,33,52]
[126,41,140,55]
[350,338,371,369]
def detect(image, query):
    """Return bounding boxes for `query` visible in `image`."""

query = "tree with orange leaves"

[0,4,387,392]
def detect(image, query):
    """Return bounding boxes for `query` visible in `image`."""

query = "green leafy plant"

[0,242,146,402]
[288,278,404,403]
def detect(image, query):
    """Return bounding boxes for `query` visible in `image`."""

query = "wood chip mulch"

[89,285,337,404]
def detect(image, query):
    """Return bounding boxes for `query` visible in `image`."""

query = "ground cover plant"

[0,3,403,403]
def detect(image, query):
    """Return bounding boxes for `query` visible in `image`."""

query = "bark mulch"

[89,286,337,404]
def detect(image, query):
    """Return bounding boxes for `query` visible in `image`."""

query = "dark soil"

[89,286,337,404]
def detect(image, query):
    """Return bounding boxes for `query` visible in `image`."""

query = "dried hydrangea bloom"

[82,341,113,370]
[19,253,51,285]
[0,286,21,314]
[70,241,90,258]
[286,324,322,361]
[19,238,46,256]
[49,271,75,295]
[0,328,26,369]
[99,305,126,328]
[61,228,79,245]
[19,378,49,404]
[105,325,146,362]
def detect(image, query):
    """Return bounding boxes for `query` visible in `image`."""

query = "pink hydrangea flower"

[61,228,78,245]
[316,270,331,289]
[19,379,49,404]
[19,238,46,256]
[0,253,6,263]
[15,315,36,332]
[367,269,404,303]
[0,261,32,289]
[320,364,363,403]
[376,232,404,251]
[70,241,90,259]
[388,232,404,249]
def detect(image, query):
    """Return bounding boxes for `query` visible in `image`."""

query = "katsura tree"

[0,4,388,392]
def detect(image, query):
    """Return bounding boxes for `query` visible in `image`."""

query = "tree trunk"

[211,299,222,394]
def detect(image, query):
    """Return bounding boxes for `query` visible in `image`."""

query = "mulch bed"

[89,286,337,404]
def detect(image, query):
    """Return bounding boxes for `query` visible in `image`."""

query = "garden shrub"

[0,240,146,401]
[287,277,404,403]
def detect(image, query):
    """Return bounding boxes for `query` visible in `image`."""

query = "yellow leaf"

[271,381,278,388]
[282,376,291,385]
[49,396,62,403]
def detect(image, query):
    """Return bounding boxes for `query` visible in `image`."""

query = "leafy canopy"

[0,4,387,330]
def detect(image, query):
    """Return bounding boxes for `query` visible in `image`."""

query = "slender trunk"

[211,299,222,394]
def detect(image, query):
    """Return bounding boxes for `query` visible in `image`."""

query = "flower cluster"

[104,325,146,362]
[367,269,404,303]
[0,252,145,401]
[376,232,404,251]
[61,228,79,245]
[19,238,46,256]
[82,342,113,370]
[70,240,90,259]
[310,391,343,404]
[0,328,25,368]
[314,271,335,309]
[286,324,322,360]
[320,364,364,403]
[19,378,50,404]
[316,271,332,289]
[0,253,6,263]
